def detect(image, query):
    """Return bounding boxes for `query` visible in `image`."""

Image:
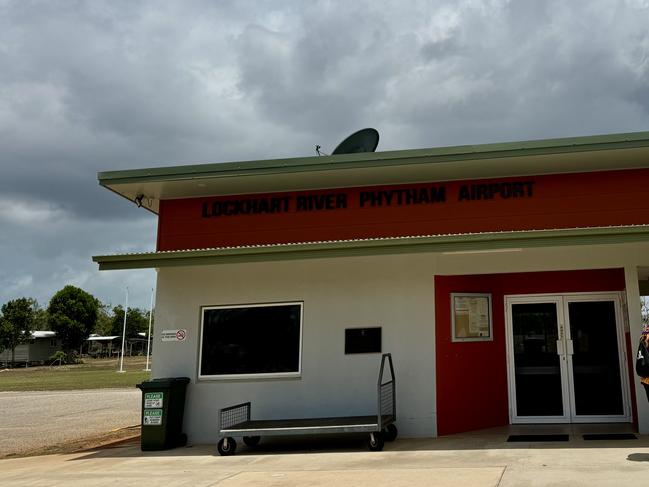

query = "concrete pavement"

[3,428,649,486]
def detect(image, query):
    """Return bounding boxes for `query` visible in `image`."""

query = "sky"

[1,0,649,312]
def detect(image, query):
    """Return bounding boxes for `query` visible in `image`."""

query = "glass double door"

[505,294,630,423]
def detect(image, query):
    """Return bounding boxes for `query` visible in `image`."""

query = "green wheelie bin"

[136,377,190,451]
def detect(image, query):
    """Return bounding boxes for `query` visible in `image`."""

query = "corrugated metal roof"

[99,224,649,256]
[93,224,649,270]
[31,331,56,339]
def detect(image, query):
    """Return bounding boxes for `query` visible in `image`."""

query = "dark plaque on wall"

[345,327,382,354]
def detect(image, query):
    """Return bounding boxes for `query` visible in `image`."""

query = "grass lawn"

[0,356,152,391]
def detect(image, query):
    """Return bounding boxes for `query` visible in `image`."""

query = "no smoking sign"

[161,329,188,342]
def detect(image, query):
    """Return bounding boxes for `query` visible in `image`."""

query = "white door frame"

[505,295,570,424]
[505,292,631,424]
[561,293,631,423]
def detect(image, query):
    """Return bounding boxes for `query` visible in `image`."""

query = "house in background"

[85,334,151,358]
[0,331,61,366]
[127,332,150,356]
[86,334,120,357]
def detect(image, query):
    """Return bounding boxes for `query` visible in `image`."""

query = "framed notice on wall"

[451,293,493,342]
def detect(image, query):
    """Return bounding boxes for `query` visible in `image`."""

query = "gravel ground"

[0,388,141,457]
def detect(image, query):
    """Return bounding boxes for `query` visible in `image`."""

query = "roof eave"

[92,226,649,270]
[98,130,649,187]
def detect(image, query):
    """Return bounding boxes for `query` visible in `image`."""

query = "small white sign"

[143,409,163,425]
[161,329,187,342]
[144,392,163,408]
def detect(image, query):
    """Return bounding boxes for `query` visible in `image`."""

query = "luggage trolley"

[217,353,397,455]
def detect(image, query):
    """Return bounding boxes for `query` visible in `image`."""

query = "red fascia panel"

[157,168,649,251]
[434,269,627,436]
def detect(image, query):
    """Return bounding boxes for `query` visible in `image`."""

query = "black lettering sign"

[296,193,347,211]
[359,187,446,208]
[202,196,292,218]
[456,181,535,201]
[201,181,535,217]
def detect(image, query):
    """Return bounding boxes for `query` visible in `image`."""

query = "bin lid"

[136,377,190,390]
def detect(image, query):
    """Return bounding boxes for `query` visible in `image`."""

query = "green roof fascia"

[93,225,649,270]
[98,131,649,186]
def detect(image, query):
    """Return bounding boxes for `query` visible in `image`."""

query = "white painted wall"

[154,254,437,443]
[152,241,649,444]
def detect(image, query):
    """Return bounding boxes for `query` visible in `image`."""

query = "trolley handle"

[376,353,396,429]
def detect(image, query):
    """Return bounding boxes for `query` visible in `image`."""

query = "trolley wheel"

[367,432,385,451]
[243,436,261,447]
[383,424,398,442]
[217,437,237,456]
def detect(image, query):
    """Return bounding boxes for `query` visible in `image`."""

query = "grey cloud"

[2,0,649,309]
[0,201,156,309]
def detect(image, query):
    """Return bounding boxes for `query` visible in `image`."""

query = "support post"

[145,288,154,372]
[118,287,128,373]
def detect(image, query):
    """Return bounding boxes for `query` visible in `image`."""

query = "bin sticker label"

[143,409,163,426]
[161,329,187,342]
[144,392,163,408]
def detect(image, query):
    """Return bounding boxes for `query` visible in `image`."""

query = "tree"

[110,305,148,338]
[0,298,35,364]
[27,298,49,331]
[94,303,114,336]
[47,286,99,357]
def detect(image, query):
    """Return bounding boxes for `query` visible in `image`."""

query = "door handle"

[566,340,574,355]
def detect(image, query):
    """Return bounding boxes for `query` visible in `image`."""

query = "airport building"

[94,131,649,442]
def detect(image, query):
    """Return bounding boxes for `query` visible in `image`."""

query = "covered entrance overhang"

[93,225,649,270]
[94,227,649,437]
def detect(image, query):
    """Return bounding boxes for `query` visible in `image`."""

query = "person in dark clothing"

[639,325,649,402]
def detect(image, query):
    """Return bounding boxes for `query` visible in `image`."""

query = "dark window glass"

[345,327,382,354]
[568,301,623,416]
[200,303,301,376]
[511,303,564,416]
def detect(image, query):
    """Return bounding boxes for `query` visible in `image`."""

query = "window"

[199,302,302,379]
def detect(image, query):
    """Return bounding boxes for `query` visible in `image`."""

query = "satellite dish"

[331,128,379,155]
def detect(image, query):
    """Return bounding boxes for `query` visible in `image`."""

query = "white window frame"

[198,301,303,380]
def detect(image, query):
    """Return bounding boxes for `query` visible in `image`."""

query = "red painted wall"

[434,269,627,436]
[157,168,649,251]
